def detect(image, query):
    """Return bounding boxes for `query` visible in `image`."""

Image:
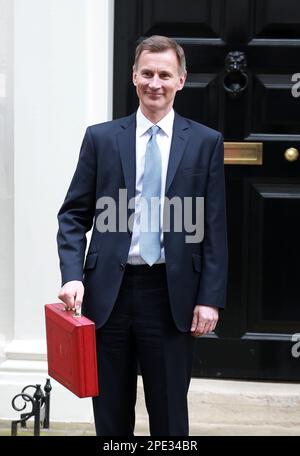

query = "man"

[57,35,228,436]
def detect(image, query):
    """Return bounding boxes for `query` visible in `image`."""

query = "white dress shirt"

[127,107,175,265]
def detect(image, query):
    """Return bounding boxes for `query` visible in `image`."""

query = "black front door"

[113,0,300,380]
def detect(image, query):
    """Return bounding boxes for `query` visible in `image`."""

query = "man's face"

[132,49,186,119]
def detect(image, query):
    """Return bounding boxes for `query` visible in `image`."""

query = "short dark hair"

[133,35,186,74]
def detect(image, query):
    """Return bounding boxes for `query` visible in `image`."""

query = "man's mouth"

[146,92,163,97]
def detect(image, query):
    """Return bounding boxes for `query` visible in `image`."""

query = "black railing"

[11,378,52,436]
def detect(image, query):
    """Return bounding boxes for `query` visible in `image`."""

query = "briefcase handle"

[63,304,81,318]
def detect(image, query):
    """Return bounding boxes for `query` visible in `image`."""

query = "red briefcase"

[45,303,99,398]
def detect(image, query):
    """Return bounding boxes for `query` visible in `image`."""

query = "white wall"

[0,0,14,360]
[0,0,114,422]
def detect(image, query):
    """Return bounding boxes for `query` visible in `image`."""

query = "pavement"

[1,377,300,436]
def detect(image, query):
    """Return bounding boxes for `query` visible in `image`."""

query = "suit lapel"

[116,113,136,202]
[165,113,190,195]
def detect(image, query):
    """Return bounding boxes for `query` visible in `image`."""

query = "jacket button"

[120,263,126,271]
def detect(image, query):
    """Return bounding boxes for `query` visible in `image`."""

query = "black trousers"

[92,263,195,436]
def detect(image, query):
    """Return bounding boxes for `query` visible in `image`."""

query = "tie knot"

[150,125,160,138]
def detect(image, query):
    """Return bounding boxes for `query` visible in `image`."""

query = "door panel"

[246,181,300,329]
[140,0,223,38]
[254,0,300,38]
[251,75,300,135]
[114,0,300,380]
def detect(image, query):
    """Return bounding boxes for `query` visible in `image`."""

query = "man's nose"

[148,75,161,89]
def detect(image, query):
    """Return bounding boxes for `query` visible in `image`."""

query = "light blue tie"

[140,125,161,266]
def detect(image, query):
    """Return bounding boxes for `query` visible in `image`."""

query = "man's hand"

[190,305,219,337]
[58,281,84,311]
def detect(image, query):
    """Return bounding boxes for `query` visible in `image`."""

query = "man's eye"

[160,74,170,79]
[142,72,152,77]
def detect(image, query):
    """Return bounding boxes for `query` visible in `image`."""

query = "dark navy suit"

[57,112,228,435]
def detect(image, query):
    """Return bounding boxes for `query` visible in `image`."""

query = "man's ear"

[132,67,137,86]
[177,71,187,91]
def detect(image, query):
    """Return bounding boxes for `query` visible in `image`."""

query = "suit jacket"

[57,112,228,332]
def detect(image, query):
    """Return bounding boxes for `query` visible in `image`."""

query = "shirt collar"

[136,107,174,138]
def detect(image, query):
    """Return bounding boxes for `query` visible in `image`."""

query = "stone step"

[135,377,300,435]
